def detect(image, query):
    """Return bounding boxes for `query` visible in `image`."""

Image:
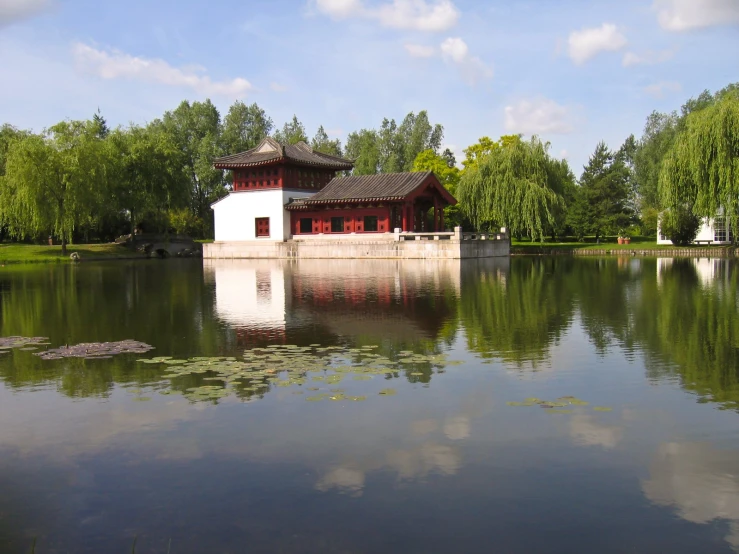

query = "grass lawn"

[511,236,734,252]
[0,243,147,265]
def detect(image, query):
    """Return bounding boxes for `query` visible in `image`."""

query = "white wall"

[657,216,730,245]
[208,261,287,329]
[213,190,314,241]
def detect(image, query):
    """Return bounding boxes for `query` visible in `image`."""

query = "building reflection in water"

[203,259,497,349]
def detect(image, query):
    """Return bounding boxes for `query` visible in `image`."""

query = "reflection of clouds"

[316,442,462,496]
[315,390,490,495]
[0,390,206,462]
[387,443,461,479]
[443,416,470,440]
[316,467,365,497]
[569,414,622,449]
[411,419,438,436]
[643,442,739,552]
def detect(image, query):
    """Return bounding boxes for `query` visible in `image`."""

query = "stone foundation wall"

[203,238,509,260]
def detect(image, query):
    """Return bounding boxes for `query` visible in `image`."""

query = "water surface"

[1,257,739,553]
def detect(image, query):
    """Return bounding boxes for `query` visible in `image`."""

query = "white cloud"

[0,0,51,27]
[270,82,288,92]
[404,43,436,58]
[654,0,739,31]
[568,23,628,65]
[72,43,253,98]
[642,442,739,550]
[644,81,682,98]
[315,0,364,18]
[443,416,470,440]
[314,0,459,31]
[440,37,492,85]
[316,467,365,496]
[569,415,622,449]
[622,48,675,67]
[504,97,577,135]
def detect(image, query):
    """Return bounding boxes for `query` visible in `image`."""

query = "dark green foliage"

[311,125,343,157]
[633,82,738,234]
[571,142,632,241]
[345,111,443,175]
[659,206,701,246]
[273,115,308,145]
[221,101,273,154]
[92,109,109,139]
[660,89,739,240]
[457,136,567,239]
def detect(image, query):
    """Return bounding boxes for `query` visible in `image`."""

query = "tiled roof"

[286,172,457,208]
[214,137,353,170]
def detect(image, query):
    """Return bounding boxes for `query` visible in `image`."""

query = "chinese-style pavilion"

[211,137,456,242]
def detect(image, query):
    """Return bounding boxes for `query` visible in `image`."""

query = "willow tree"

[659,91,739,239]
[456,136,563,239]
[0,121,107,254]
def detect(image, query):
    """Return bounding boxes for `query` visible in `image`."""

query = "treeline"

[0,101,454,249]
[458,82,739,242]
[1,82,737,247]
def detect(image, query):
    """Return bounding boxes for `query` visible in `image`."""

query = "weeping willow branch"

[659,91,739,237]
[457,136,563,240]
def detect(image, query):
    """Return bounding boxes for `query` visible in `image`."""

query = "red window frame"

[255,217,270,238]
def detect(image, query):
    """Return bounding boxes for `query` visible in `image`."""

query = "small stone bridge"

[115,234,201,258]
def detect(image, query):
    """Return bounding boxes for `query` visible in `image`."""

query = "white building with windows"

[657,215,734,245]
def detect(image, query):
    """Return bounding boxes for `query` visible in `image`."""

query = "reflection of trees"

[0,261,223,396]
[458,258,575,367]
[572,258,642,355]
[635,259,739,410]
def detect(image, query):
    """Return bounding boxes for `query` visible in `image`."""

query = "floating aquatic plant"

[0,336,50,350]
[35,340,154,360]
[506,396,606,413]
[131,343,462,404]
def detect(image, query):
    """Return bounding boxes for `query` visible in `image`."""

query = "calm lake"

[1,257,738,553]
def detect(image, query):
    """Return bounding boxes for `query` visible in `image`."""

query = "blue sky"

[0,0,737,172]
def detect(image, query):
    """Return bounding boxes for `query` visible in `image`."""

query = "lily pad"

[378,388,397,396]
[593,406,613,412]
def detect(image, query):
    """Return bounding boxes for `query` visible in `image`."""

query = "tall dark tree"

[574,142,632,241]
[441,148,456,168]
[345,129,380,175]
[92,109,109,139]
[221,101,273,154]
[310,125,343,157]
[161,99,225,230]
[273,115,308,145]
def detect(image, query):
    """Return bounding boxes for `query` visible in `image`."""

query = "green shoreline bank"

[0,244,148,265]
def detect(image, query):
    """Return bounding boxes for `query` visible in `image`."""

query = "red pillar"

[402,204,408,231]
[433,197,439,231]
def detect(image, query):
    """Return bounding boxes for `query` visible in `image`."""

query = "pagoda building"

[211,137,456,242]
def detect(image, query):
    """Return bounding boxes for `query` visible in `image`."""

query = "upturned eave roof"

[214,137,354,170]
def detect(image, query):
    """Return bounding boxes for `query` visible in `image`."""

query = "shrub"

[660,206,701,246]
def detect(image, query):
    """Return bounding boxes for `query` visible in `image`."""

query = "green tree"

[92,109,109,139]
[633,111,679,217]
[659,90,739,241]
[575,142,632,241]
[161,100,225,234]
[412,149,462,228]
[0,121,107,254]
[221,101,273,154]
[106,123,187,240]
[345,129,380,175]
[456,136,564,239]
[310,125,343,157]
[273,115,308,145]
